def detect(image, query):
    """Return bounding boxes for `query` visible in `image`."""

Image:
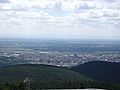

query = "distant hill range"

[70,61,120,83]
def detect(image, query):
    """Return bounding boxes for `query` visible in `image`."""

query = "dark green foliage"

[0,64,89,82]
[0,64,120,89]
[0,80,120,90]
[71,61,120,83]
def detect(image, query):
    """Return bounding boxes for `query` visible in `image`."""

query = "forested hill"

[71,61,120,83]
[0,64,89,82]
[0,64,120,89]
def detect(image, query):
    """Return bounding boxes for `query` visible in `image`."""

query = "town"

[0,46,120,67]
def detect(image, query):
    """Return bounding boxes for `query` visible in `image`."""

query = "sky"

[0,0,120,40]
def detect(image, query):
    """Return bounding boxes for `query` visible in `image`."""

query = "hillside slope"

[71,61,120,83]
[0,64,120,89]
[0,64,89,82]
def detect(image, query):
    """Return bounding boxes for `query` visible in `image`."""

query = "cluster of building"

[0,47,120,67]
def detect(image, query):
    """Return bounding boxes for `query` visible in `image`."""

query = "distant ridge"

[70,61,120,83]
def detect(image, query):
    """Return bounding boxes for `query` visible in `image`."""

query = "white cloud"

[0,0,120,39]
